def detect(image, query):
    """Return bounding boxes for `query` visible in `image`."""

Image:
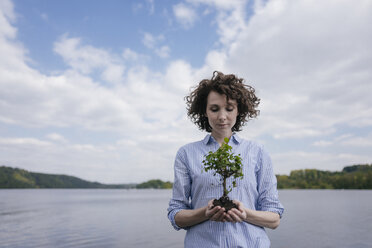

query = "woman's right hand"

[205,199,226,222]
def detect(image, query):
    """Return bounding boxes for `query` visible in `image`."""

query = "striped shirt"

[167,134,284,248]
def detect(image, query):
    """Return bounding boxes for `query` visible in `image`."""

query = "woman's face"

[205,91,238,138]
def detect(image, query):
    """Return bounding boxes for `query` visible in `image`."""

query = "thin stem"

[223,176,227,197]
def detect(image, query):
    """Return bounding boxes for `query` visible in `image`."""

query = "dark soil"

[212,196,237,212]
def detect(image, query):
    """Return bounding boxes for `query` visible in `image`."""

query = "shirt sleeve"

[167,147,192,230]
[255,146,284,218]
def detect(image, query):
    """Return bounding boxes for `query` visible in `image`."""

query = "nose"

[217,110,227,121]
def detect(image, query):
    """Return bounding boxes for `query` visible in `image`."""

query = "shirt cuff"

[261,207,284,219]
[168,209,185,231]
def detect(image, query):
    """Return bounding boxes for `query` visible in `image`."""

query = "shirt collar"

[231,133,241,144]
[202,133,241,145]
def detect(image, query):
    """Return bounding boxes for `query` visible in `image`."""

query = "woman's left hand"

[223,200,247,223]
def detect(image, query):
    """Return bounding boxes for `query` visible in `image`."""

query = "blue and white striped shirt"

[168,134,284,248]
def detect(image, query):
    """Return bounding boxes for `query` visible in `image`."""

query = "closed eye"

[209,105,220,112]
[226,105,235,112]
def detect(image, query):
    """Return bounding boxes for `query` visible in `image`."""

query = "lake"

[0,189,371,248]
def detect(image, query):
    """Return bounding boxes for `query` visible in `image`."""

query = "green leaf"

[202,137,244,198]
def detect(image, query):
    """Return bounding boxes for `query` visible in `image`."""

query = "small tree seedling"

[202,137,243,211]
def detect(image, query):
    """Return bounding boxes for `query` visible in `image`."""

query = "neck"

[211,131,232,146]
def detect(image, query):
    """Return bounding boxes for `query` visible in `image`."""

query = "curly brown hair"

[185,71,260,132]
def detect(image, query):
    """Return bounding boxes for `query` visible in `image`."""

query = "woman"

[168,71,284,247]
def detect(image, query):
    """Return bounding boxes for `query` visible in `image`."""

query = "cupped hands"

[205,199,247,223]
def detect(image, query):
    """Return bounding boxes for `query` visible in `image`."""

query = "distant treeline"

[1,164,371,189]
[0,166,167,189]
[136,179,172,189]
[276,164,372,189]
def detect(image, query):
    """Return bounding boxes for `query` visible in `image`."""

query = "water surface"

[0,189,371,248]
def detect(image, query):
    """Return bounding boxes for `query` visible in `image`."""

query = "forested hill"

[0,166,136,189]
[0,166,172,189]
[1,164,371,189]
[276,164,372,189]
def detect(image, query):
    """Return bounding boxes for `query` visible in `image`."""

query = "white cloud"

[0,60,142,130]
[340,137,372,147]
[203,50,227,72]
[215,6,246,45]
[54,35,126,84]
[272,150,372,175]
[122,48,149,63]
[0,0,371,183]
[101,64,125,84]
[164,60,194,93]
[122,48,138,61]
[312,140,333,147]
[313,133,372,148]
[173,3,197,28]
[186,0,248,45]
[338,133,372,148]
[187,0,246,10]
[142,32,163,49]
[141,32,170,58]
[46,133,68,143]
[274,128,329,139]
[142,33,155,48]
[0,137,51,146]
[223,0,372,139]
[155,45,170,58]
[132,0,154,15]
[0,0,16,38]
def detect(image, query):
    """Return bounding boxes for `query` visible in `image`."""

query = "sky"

[0,0,371,184]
